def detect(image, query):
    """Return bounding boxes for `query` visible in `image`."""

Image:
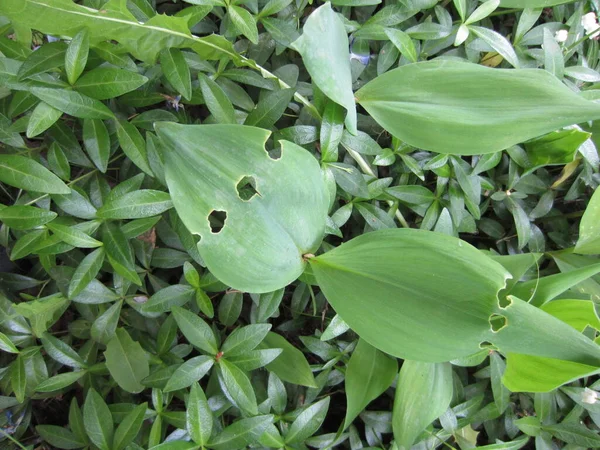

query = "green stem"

[564,27,600,54]
[0,429,28,450]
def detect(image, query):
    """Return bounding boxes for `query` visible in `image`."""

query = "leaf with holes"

[155,123,328,293]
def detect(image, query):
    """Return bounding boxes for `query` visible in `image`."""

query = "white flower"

[582,12,600,38]
[555,29,569,42]
[582,387,599,404]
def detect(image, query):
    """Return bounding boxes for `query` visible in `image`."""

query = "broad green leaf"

[227,348,282,371]
[26,101,63,138]
[36,425,86,449]
[259,332,316,387]
[30,87,114,119]
[75,67,148,100]
[160,48,192,100]
[0,154,70,194]
[509,262,600,307]
[13,293,69,337]
[0,113,26,148]
[392,361,453,449]
[97,190,173,219]
[490,352,510,413]
[101,222,141,285]
[115,120,153,176]
[113,403,147,450]
[0,0,240,63]
[65,29,89,85]
[91,301,122,345]
[319,101,345,162]
[309,229,508,361]
[285,397,330,444]
[68,247,105,298]
[187,383,213,446]
[575,187,600,255]
[104,328,149,393]
[208,415,273,450]
[41,332,86,368]
[0,331,19,353]
[228,5,259,44]
[48,142,70,180]
[218,358,258,415]
[343,339,397,429]
[541,299,600,332]
[156,123,328,293]
[499,0,574,7]
[36,371,85,393]
[83,119,110,173]
[0,205,57,230]
[164,355,214,392]
[384,28,417,63]
[17,41,67,80]
[172,306,218,355]
[198,73,236,124]
[542,422,600,447]
[244,88,294,129]
[221,324,271,356]
[47,222,103,248]
[291,2,357,133]
[355,60,600,155]
[83,389,114,450]
[142,285,195,313]
[470,26,520,69]
[10,355,26,403]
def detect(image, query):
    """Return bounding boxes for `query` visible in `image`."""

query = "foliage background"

[1,0,600,449]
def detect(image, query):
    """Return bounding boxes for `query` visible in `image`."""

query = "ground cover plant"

[1,0,600,448]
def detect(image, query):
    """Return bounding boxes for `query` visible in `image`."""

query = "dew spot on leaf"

[208,210,227,234]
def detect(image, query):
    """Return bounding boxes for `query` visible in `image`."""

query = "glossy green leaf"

[30,87,114,119]
[91,301,122,345]
[575,187,600,255]
[172,306,218,355]
[343,339,397,429]
[83,389,113,450]
[208,415,273,450]
[156,123,328,293]
[97,190,173,219]
[221,324,271,356]
[26,101,63,138]
[47,222,103,248]
[101,220,141,285]
[499,0,574,7]
[187,383,213,446]
[113,403,147,450]
[164,355,214,392]
[104,328,149,393]
[115,120,153,176]
[0,331,19,354]
[229,5,259,44]
[68,247,105,298]
[259,332,316,387]
[83,119,110,173]
[35,371,85,393]
[75,67,148,100]
[285,397,330,444]
[198,73,236,124]
[392,361,453,449]
[65,29,89,85]
[310,229,509,361]
[160,48,192,100]
[0,0,240,63]
[0,205,57,230]
[142,285,195,313]
[17,41,67,80]
[355,60,600,154]
[218,358,258,415]
[0,154,70,194]
[291,2,356,133]
[36,425,86,449]
[41,332,86,368]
